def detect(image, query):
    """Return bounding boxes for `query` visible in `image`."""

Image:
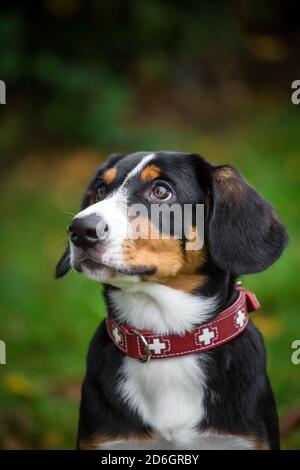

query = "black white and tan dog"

[56,151,288,450]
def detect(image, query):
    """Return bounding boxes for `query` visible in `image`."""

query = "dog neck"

[105,272,235,335]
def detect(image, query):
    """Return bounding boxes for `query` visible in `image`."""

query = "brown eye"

[95,185,106,202]
[152,184,172,200]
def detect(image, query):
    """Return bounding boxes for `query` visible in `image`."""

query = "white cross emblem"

[149,338,166,355]
[236,310,246,328]
[198,328,215,346]
[112,327,122,344]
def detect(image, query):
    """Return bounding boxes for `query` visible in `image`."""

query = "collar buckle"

[130,328,152,363]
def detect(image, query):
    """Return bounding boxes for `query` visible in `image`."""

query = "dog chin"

[77,258,116,282]
[81,265,115,282]
[81,265,144,292]
[78,259,141,286]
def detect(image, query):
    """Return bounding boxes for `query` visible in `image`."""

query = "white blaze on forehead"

[121,153,156,187]
[75,187,127,219]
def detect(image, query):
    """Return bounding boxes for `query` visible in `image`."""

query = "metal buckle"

[130,328,152,363]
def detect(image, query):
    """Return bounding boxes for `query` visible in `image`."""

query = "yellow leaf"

[41,431,61,449]
[4,373,36,398]
[246,35,289,62]
[252,315,283,339]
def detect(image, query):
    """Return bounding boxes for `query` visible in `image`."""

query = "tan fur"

[213,166,244,201]
[157,274,206,292]
[123,220,206,289]
[140,165,161,182]
[214,166,235,181]
[103,167,117,185]
[123,236,184,278]
[182,226,206,274]
[251,439,270,450]
[229,434,270,450]
[80,433,268,450]
[79,433,151,450]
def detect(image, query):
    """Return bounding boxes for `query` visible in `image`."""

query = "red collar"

[106,287,260,363]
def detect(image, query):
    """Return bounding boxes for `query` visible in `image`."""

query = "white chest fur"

[119,354,206,446]
[108,282,216,446]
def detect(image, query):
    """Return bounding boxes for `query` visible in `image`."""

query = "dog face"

[56,151,288,289]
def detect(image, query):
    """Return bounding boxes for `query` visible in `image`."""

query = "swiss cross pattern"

[235,309,246,328]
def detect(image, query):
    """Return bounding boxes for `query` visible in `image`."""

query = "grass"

[0,105,300,449]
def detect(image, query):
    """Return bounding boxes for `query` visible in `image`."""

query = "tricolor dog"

[56,151,288,450]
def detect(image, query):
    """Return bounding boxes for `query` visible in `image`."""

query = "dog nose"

[68,214,107,249]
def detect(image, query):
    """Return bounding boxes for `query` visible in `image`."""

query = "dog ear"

[207,165,288,275]
[55,245,71,278]
[55,153,124,279]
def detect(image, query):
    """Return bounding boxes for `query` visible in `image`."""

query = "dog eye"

[151,183,172,201]
[95,185,106,202]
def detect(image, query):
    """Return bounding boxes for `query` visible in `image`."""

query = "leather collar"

[106,287,260,363]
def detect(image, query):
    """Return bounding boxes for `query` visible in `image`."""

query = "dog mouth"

[75,255,156,278]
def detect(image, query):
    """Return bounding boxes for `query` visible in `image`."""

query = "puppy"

[56,151,288,450]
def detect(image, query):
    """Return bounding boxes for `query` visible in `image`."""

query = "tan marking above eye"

[103,167,117,185]
[140,165,161,182]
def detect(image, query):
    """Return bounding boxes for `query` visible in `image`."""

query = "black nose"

[68,214,107,249]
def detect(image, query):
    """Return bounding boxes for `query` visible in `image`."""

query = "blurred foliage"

[1,0,300,159]
[0,0,300,451]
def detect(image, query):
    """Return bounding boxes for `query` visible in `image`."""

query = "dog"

[56,151,288,450]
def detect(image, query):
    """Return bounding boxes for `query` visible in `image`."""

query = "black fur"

[207,165,288,274]
[55,245,71,278]
[77,317,151,447]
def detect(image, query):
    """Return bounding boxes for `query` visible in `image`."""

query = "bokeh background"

[1,0,300,449]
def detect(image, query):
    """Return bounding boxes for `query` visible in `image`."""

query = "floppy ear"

[55,245,71,278]
[207,165,288,275]
[55,153,124,279]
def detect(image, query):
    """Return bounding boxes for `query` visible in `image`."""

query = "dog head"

[56,151,288,290]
